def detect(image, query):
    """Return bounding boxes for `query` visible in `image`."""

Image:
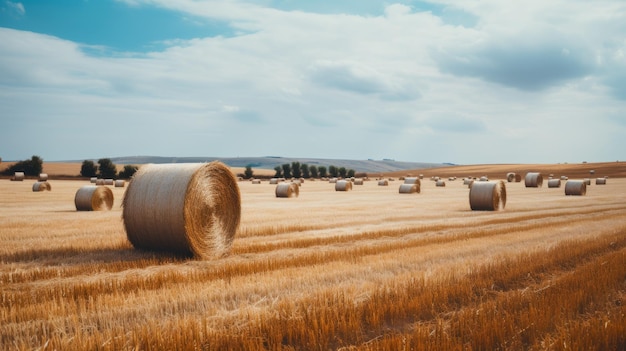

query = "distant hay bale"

[329,178,338,184]
[436,180,446,187]
[32,181,51,192]
[122,162,241,259]
[448,177,457,181]
[114,180,125,187]
[560,176,568,180]
[596,178,607,185]
[506,173,516,182]
[335,180,352,191]
[589,170,595,175]
[547,179,561,188]
[469,180,507,211]
[95,179,105,186]
[398,184,419,194]
[464,178,474,187]
[565,180,587,196]
[525,172,543,188]
[90,177,97,183]
[353,178,364,185]
[404,177,419,184]
[11,172,24,181]
[104,179,114,186]
[515,174,522,182]
[38,173,48,181]
[419,174,424,179]
[583,178,591,185]
[251,179,261,184]
[378,179,389,186]
[276,182,299,198]
[75,186,114,211]
[479,176,489,182]
[269,178,279,184]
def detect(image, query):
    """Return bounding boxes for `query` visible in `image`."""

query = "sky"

[1,0,625,165]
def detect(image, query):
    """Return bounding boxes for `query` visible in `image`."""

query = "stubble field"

[1,163,625,350]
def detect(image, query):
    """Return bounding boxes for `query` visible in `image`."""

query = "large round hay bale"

[75,186,114,211]
[506,173,516,182]
[38,173,48,181]
[114,179,125,187]
[335,180,352,191]
[32,181,51,192]
[525,172,543,188]
[469,180,507,211]
[122,162,241,259]
[276,182,299,198]
[547,179,561,188]
[596,178,607,185]
[11,172,24,181]
[398,184,419,194]
[565,180,586,196]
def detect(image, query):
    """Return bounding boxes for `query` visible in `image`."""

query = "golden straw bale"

[276,182,299,198]
[353,178,364,185]
[506,172,516,182]
[74,186,114,211]
[436,180,446,187]
[11,172,24,181]
[251,179,261,184]
[565,180,587,196]
[404,177,419,184]
[114,180,125,187]
[398,184,419,194]
[32,181,51,192]
[95,179,105,186]
[583,178,591,185]
[122,162,241,259]
[524,172,543,188]
[378,179,389,186]
[90,177,97,183]
[104,179,114,186]
[469,180,506,211]
[547,179,561,188]
[335,180,352,191]
[595,178,607,185]
[269,178,279,184]
[38,173,48,181]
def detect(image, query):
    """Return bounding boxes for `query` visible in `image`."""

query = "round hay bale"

[335,180,352,191]
[353,178,364,185]
[378,179,389,186]
[114,179,125,187]
[32,181,51,192]
[479,176,489,182]
[469,180,506,211]
[506,173,516,182]
[547,179,561,188]
[565,180,587,196]
[589,170,595,175]
[269,178,279,185]
[463,178,474,186]
[122,162,241,259]
[515,174,522,182]
[583,178,591,185]
[398,183,419,194]
[404,177,419,184]
[11,172,24,181]
[38,173,48,181]
[251,179,261,184]
[104,179,114,186]
[95,179,105,186]
[525,172,543,188]
[436,180,446,187]
[276,182,299,198]
[560,175,568,180]
[90,177,97,183]
[75,186,114,211]
[596,178,607,185]
[329,178,338,184]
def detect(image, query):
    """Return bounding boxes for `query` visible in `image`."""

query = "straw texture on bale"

[74,186,114,211]
[436,180,446,187]
[122,162,241,259]
[32,181,51,192]
[335,180,352,191]
[469,180,507,211]
[378,179,389,186]
[38,173,48,181]
[596,178,607,185]
[114,180,125,187]
[565,180,587,196]
[11,172,24,181]
[525,172,543,188]
[398,184,419,194]
[547,179,561,188]
[506,173,516,182]
[275,182,299,198]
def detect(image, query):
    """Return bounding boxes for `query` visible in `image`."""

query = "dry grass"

[1,163,625,350]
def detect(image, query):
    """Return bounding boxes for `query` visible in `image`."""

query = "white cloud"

[4,1,25,16]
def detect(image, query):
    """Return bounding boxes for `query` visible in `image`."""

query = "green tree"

[338,167,347,178]
[80,160,97,178]
[347,169,356,178]
[328,165,338,178]
[301,163,310,178]
[3,155,43,176]
[97,158,117,179]
[118,165,138,179]
[244,165,254,179]
[273,166,283,178]
[309,165,318,178]
[318,166,327,178]
[282,163,292,179]
[291,161,301,178]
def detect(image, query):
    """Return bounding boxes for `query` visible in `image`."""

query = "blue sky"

[1,0,625,164]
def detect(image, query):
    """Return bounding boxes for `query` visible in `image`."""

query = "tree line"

[1,155,138,179]
[244,161,356,179]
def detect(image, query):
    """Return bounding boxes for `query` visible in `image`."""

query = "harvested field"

[1,162,625,350]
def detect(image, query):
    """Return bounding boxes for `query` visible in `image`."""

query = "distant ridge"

[97,156,452,174]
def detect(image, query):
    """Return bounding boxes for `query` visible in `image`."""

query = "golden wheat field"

[1,162,625,350]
